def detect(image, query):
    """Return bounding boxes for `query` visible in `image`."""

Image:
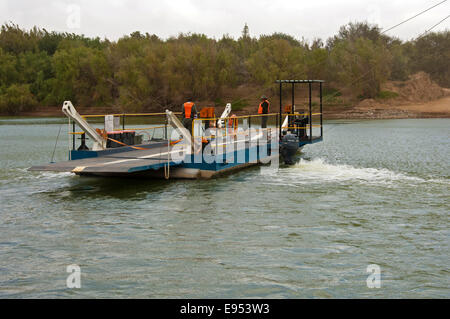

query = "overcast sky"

[1,0,449,41]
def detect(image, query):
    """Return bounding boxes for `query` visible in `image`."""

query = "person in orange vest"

[228,114,238,134]
[182,99,197,134]
[258,95,270,128]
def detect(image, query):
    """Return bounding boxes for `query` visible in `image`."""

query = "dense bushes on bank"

[0,22,448,114]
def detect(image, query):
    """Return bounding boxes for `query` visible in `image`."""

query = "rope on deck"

[106,137,149,150]
[164,138,170,180]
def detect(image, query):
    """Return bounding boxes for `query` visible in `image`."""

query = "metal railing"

[69,111,182,150]
[190,113,280,159]
[69,109,322,152]
[281,112,322,142]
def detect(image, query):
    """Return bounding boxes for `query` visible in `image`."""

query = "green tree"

[37,29,65,55]
[329,37,392,98]
[51,46,112,106]
[327,21,391,49]
[0,23,38,54]
[305,46,329,80]
[0,84,37,114]
[0,48,19,87]
[389,40,409,81]
[408,31,450,87]
[247,38,307,87]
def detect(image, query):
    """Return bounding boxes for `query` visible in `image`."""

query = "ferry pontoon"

[29,80,324,179]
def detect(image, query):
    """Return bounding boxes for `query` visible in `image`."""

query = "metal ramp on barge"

[29,140,181,177]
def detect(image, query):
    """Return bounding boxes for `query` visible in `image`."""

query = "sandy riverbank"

[324,96,450,119]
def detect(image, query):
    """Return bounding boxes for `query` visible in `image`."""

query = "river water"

[0,118,448,298]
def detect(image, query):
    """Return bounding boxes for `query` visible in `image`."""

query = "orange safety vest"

[228,114,238,128]
[184,102,194,118]
[258,100,270,114]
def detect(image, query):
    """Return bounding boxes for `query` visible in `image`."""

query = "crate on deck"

[106,130,136,148]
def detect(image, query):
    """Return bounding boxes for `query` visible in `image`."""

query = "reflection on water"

[0,118,449,298]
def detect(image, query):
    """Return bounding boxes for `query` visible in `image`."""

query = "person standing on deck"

[182,99,197,134]
[296,109,309,139]
[258,95,270,129]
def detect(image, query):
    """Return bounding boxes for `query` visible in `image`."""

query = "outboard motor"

[77,133,90,151]
[280,133,299,165]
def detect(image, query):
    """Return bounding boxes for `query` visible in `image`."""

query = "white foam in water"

[13,168,72,181]
[38,171,73,179]
[274,158,432,186]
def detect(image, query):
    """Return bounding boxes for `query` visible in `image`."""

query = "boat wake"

[265,158,447,186]
[9,168,73,182]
